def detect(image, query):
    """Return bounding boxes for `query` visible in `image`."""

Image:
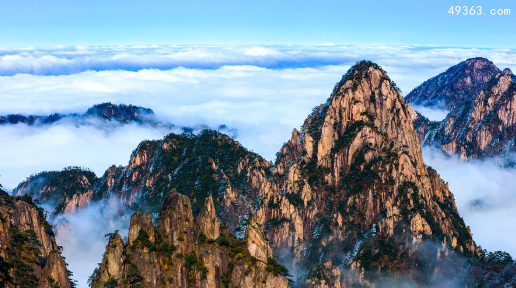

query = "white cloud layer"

[1,44,515,90]
[422,147,516,257]
[0,64,346,183]
[1,45,515,177]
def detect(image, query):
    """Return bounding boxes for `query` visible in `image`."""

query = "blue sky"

[0,0,514,47]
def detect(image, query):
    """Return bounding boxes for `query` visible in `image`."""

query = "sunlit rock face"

[0,189,71,287]
[90,191,290,288]
[405,58,516,162]
[405,57,501,110]
[255,61,478,286]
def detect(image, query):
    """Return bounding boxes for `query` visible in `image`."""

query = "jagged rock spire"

[245,213,273,263]
[195,194,220,239]
[159,189,195,249]
[91,190,290,288]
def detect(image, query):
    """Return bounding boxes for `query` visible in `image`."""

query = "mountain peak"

[405,57,501,110]
[311,60,414,162]
[332,60,400,96]
[85,102,154,123]
[424,69,516,160]
[265,60,477,285]
[464,57,493,65]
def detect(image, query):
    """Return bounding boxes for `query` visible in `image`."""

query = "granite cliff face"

[89,190,290,288]
[0,189,72,287]
[405,57,500,110]
[255,61,477,286]
[423,69,516,160]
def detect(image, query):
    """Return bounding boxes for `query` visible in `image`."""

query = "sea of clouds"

[422,148,516,258]
[1,44,514,77]
[1,44,516,286]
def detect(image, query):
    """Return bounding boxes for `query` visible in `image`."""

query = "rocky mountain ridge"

[427,69,516,160]
[411,68,516,161]
[255,61,478,286]
[405,57,501,110]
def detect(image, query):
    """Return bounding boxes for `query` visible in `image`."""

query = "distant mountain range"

[0,101,238,138]
[9,60,515,287]
[407,58,516,162]
[0,102,160,126]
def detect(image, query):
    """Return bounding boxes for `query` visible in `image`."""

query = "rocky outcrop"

[246,213,273,263]
[405,57,501,110]
[84,103,154,123]
[424,71,516,160]
[90,190,290,288]
[0,189,72,287]
[462,250,516,287]
[256,61,478,286]
[195,195,221,240]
